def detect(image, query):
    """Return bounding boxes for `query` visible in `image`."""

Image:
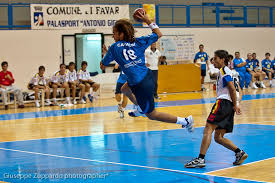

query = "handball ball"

[133,8,146,22]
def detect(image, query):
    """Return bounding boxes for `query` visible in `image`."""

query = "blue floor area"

[0,92,274,121]
[0,124,273,183]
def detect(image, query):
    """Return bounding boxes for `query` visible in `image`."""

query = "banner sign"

[31,4,129,30]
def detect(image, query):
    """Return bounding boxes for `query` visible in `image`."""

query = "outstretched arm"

[135,11,162,38]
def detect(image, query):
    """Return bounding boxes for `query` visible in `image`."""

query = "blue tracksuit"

[233,58,251,88]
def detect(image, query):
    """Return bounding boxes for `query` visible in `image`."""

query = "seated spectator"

[228,54,234,70]
[208,57,219,79]
[49,64,71,105]
[262,53,273,87]
[272,57,275,78]
[251,53,266,88]
[67,62,86,104]
[159,56,167,65]
[0,61,24,110]
[77,61,100,102]
[233,52,251,89]
[28,66,52,107]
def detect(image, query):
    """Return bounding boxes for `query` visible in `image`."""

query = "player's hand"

[233,105,241,115]
[100,62,106,70]
[7,74,12,80]
[135,11,150,24]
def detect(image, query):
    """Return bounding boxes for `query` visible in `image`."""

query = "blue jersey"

[233,58,246,73]
[102,33,158,85]
[117,70,128,84]
[272,60,275,70]
[245,59,254,71]
[252,59,260,69]
[194,52,208,70]
[262,59,272,71]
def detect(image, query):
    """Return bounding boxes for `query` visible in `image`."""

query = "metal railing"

[0,3,274,30]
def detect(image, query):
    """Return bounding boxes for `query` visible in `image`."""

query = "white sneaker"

[252,83,258,89]
[260,82,266,89]
[53,101,59,106]
[35,101,40,108]
[182,115,194,132]
[80,99,86,104]
[45,100,52,106]
[73,99,77,105]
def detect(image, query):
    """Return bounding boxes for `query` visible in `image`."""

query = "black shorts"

[263,70,271,76]
[81,81,95,86]
[115,82,125,94]
[28,84,45,90]
[207,99,235,133]
[201,69,206,77]
[129,70,155,114]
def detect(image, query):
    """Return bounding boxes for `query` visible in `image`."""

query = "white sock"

[176,117,188,126]
[270,80,272,84]
[53,98,57,102]
[121,107,125,111]
[66,97,70,102]
[35,100,39,103]
[201,84,204,88]
[46,99,50,102]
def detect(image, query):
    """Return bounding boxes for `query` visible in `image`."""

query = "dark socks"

[234,148,241,154]
[198,154,205,159]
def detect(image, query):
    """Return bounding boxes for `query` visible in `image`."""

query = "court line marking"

[0,92,274,121]
[0,147,265,183]
[205,157,275,174]
[0,123,273,144]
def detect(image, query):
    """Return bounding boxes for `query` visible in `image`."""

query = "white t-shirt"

[67,69,77,82]
[51,70,69,84]
[77,69,90,81]
[145,49,161,70]
[29,73,47,86]
[216,66,233,102]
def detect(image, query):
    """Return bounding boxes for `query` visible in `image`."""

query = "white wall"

[0,27,275,89]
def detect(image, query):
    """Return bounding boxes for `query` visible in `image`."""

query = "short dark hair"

[69,62,75,66]
[60,64,66,68]
[39,66,45,71]
[265,52,270,56]
[81,61,88,66]
[199,44,204,48]
[252,53,256,56]
[214,50,229,66]
[1,61,8,67]
[228,55,234,60]
[235,51,240,54]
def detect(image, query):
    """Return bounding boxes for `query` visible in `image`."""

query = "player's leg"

[268,71,272,87]
[33,86,40,107]
[51,83,58,105]
[245,72,251,88]
[84,83,91,102]
[238,71,245,89]
[121,83,138,106]
[79,83,86,104]
[62,82,71,104]
[259,71,266,88]
[214,129,248,165]
[250,72,257,89]
[185,122,217,168]
[44,86,52,105]
[70,82,77,104]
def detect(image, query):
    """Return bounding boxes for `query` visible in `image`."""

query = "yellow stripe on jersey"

[220,67,225,76]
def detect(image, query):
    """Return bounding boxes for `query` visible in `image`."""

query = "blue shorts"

[264,70,271,76]
[129,70,155,114]
[115,82,125,94]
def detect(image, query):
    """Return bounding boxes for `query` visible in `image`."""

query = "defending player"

[100,11,194,132]
[185,50,247,168]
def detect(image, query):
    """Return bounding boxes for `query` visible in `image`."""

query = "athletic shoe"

[252,83,258,89]
[185,158,205,168]
[83,96,87,102]
[182,115,194,132]
[128,109,146,117]
[260,82,266,89]
[154,95,161,100]
[35,101,40,108]
[73,99,77,105]
[80,99,86,104]
[120,110,124,118]
[45,100,52,106]
[88,94,93,102]
[233,150,248,165]
[53,101,59,106]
